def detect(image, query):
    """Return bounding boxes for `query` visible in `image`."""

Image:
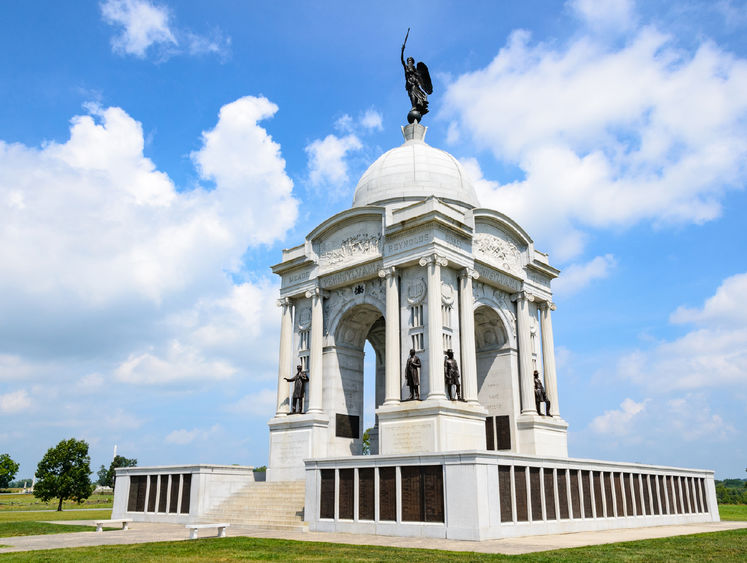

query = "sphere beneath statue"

[407,109,422,124]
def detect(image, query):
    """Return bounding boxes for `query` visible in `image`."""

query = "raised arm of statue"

[401,28,409,68]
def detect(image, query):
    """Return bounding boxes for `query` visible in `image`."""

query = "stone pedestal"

[267,412,329,481]
[515,414,568,457]
[376,399,488,455]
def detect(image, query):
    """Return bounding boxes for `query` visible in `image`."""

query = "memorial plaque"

[401,466,423,522]
[158,475,168,512]
[544,469,556,520]
[699,478,708,512]
[485,417,495,450]
[496,415,511,450]
[180,474,191,514]
[683,478,692,513]
[632,474,643,516]
[669,476,681,513]
[652,475,661,515]
[692,479,702,513]
[339,468,354,520]
[127,475,146,512]
[320,469,335,519]
[659,475,669,514]
[604,472,615,517]
[358,468,375,520]
[169,474,179,513]
[147,475,157,512]
[623,473,634,516]
[642,475,652,515]
[379,467,397,521]
[530,468,542,521]
[423,465,444,523]
[498,466,513,522]
[335,414,360,439]
[582,471,593,518]
[614,473,625,516]
[593,471,604,518]
[569,470,581,518]
[514,466,528,522]
[557,469,570,519]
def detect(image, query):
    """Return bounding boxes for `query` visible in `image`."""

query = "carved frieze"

[474,232,523,276]
[318,232,381,266]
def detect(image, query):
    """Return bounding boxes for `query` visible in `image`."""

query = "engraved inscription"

[386,229,432,254]
[282,269,312,288]
[475,264,522,291]
[320,261,381,289]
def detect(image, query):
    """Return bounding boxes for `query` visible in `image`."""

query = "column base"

[376,399,488,455]
[515,413,568,457]
[267,412,329,481]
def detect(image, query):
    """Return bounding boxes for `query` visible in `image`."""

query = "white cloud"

[305,134,362,190]
[670,272,747,327]
[101,0,176,57]
[226,388,277,417]
[553,254,617,296]
[0,389,31,414]
[165,424,221,445]
[590,397,648,435]
[569,0,635,33]
[443,23,747,262]
[360,109,383,131]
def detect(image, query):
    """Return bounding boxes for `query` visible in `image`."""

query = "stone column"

[512,291,535,415]
[420,254,448,400]
[379,267,400,405]
[458,268,480,403]
[306,288,324,414]
[539,301,560,417]
[275,297,294,416]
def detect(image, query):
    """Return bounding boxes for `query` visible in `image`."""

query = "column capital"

[419,253,448,268]
[378,266,396,279]
[458,267,480,281]
[539,300,557,312]
[510,290,535,303]
[276,297,293,308]
[304,287,329,299]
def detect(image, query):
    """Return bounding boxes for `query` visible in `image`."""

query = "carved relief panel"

[313,220,382,270]
[473,224,526,277]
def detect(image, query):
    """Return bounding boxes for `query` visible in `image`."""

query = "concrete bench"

[185,522,230,539]
[95,518,132,532]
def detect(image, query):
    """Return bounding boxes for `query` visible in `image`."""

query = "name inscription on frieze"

[385,229,432,255]
[474,263,522,292]
[282,268,312,288]
[320,261,381,289]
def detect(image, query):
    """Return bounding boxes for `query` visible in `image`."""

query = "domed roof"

[352,123,480,209]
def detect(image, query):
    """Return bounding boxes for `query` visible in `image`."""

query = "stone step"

[202,480,306,527]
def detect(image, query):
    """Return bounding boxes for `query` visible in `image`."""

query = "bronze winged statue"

[401,28,433,123]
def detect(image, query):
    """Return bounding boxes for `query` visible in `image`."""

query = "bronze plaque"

[338,468,354,520]
[423,465,444,523]
[604,472,615,517]
[557,469,569,519]
[147,475,157,512]
[593,471,604,518]
[682,477,691,513]
[660,475,669,514]
[335,414,360,439]
[180,474,191,514]
[379,467,396,521]
[614,473,625,516]
[669,476,681,514]
[499,466,513,522]
[544,469,556,520]
[581,471,593,518]
[358,468,374,520]
[642,475,652,515]
[320,469,335,519]
[485,416,495,450]
[169,475,179,513]
[401,466,423,522]
[530,468,542,521]
[496,415,511,450]
[692,478,701,513]
[127,475,146,512]
[652,475,661,515]
[515,466,528,522]
[699,478,708,512]
[623,473,634,516]
[158,475,168,513]
[632,474,643,516]
[570,470,581,519]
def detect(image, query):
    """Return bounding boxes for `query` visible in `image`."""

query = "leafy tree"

[362,427,374,455]
[0,453,20,488]
[97,455,137,490]
[34,438,94,511]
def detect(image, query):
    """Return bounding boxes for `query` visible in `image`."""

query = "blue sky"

[0,0,745,480]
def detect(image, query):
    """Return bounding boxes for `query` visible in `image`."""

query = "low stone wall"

[112,464,260,523]
[304,451,718,540]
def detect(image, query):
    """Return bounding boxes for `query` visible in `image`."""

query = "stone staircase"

[202,480,307,530]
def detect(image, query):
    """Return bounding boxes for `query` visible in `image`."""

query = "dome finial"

[401,122,427,143]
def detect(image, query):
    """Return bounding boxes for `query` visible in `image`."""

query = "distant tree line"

[715,479,747,505]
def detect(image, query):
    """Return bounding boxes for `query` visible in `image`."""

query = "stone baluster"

[512,290,535,415]
[306,288,324,414]
[420,254,448,399]
[275,297,294,416]
[458,268,480,403]
[379,267,400,405]
[539,301,560,417]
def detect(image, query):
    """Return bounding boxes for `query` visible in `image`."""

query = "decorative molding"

[474,232,522,275]
[441,281,455,305]
[277,297,292,308]
[406,278,427,305]
[317,232,381,266]
[510,290,534,303]
[419,253,448,268]
[297,307,312,330]
[459,267,480,281]
[377,266,396,279]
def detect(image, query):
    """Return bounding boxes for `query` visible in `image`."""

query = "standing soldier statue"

[401,28,433,124]
[534,370,551,416]
[444,349,462,401]
[404,348,421,400]
[285,365,309,414]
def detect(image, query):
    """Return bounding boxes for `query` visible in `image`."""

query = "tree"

[362,427,374,455]
[34,438,94,511]
[97,455,137,490]
[0,453,19,488]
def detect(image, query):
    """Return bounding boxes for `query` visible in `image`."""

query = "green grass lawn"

[719,504,747,521]
[0,529,744,562]
[0,493,113,512]
[0,509,111,523]
[0,522,106,538]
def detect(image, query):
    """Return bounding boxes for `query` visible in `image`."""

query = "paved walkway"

[0,520,745,555]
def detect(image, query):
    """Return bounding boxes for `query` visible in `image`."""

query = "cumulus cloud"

[569,0,636,33]
[305,134,363,191]
[226,388,277,417]
[0,389,31,414]
[553,254,617,296]
[165,424,221,445]
[360,109,383,131]
[590,397,648,435]
[443,22,747,262]
[101,0,230,60]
